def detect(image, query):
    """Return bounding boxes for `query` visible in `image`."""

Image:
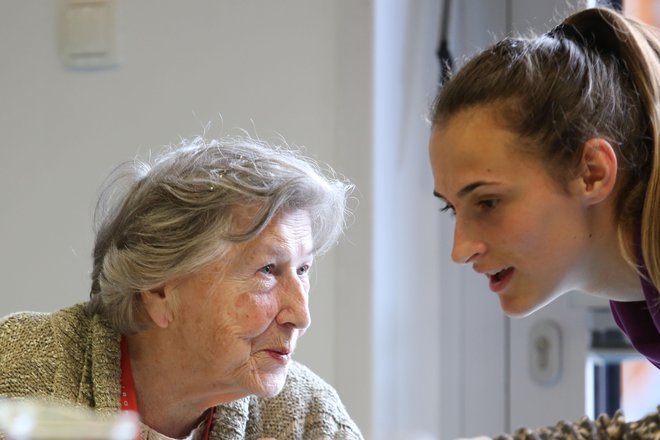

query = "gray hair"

[88,135,353,334]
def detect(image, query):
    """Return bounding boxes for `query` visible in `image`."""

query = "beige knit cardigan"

[0,304,363,440]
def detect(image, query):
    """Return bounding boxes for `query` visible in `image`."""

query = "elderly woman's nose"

[276,274,311,330]
[451,221,486,264]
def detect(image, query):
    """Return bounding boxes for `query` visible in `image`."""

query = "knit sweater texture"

[0,303,363,440]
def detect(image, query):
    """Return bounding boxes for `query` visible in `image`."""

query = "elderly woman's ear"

[140,286,175,328]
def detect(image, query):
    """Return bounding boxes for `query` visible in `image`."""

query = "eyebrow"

[433,181,498,201]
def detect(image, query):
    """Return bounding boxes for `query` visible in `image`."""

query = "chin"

[253,372,288,398]
[499,297,542,318]
[499,290,563,318]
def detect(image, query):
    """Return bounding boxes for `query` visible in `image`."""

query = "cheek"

[232,293,280,333]
[509,217,543,249]
[488,211,546,260]
[504,206,578,266]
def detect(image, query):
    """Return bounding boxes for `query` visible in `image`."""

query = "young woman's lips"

[487,267,514,293]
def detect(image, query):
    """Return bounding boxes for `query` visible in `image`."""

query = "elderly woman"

[0,135,362,439]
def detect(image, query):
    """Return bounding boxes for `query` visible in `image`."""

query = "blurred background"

[1,1,658,439]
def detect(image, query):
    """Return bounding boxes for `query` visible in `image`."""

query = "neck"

[578,207,643,302]
[124,332,211,438]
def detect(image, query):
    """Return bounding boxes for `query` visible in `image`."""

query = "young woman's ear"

[574,138,618,205]
[140,285,175,329]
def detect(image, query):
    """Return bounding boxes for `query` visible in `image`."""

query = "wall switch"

[58,0,118,69]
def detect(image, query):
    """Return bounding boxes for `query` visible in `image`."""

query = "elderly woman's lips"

[263,348,291,364]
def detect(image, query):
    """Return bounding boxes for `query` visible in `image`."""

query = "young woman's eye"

[478,199,499,210]
[260,264,275,275]
[297,264,310,276]
[439,203,456,216]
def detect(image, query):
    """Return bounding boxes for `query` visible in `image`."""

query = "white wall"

[0,1,339,315]
[373,1,443,437]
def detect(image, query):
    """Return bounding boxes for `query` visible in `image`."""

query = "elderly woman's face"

[167,209,313,401]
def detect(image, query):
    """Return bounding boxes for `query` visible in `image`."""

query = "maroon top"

[610,261,660,369]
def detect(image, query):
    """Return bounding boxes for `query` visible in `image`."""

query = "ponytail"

[566,8,660,296]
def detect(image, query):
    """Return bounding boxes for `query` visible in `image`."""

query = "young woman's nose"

[451,220,486,264]
[276,272,311,331]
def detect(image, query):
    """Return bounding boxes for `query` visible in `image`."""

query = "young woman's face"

[429,106,592,316]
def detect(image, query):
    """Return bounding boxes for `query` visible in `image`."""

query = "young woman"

[429,7,660,439]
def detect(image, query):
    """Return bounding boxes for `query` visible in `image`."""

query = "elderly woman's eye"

[260,264,275,275]
[297,264,310,276]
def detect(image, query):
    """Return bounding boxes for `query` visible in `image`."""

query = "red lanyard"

[120,336,215,440]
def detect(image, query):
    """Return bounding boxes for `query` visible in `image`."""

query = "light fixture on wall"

[529,320,562,386]
[57,0,118,70]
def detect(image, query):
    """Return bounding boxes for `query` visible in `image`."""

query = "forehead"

[231,209,313,258]
[194,209,313,281]
[430,107,521,186]
[432,106,518,159]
